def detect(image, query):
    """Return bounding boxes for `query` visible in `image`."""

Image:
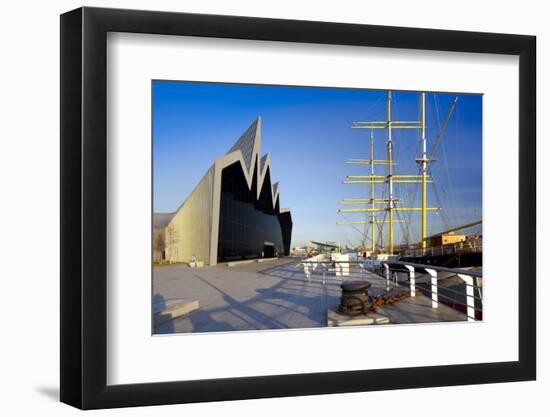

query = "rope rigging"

[340,90,464,253]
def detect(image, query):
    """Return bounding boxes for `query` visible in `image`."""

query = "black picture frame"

[60,6,536,410]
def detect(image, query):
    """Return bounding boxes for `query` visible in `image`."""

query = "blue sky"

[153,81,482,248]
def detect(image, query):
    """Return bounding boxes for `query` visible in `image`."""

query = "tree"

[154,231,165,262]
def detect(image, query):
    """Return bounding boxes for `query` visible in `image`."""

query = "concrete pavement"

[153,257,466,334]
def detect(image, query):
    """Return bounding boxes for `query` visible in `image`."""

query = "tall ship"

[337,90,482,269]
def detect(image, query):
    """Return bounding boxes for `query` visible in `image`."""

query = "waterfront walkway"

[153,258,465,334]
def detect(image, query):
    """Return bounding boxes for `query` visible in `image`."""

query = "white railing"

[401,240,482,258]
[302,254,328,284]
[299,258,483,322]
[302,253,353,283]
[381,261,482,322]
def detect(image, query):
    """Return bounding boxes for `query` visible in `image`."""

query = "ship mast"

[337,128,386,255]
[387,91,394,254]
[421,92,427,251]
[369,129,375,253]
[338,90,439,256]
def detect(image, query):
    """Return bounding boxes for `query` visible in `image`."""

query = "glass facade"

[217,159,292,262]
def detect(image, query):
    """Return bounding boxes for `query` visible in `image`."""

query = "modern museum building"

[153,117,293,265]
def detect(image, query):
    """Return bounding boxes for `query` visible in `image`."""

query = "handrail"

[400,240,482,258]
[300,258,482,322]
[300,259,482,278]
[383,261,482,277]
[381,260,482,322]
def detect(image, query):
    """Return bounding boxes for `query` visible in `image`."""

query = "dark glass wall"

[278,211,293,256]
[217,160,291,262]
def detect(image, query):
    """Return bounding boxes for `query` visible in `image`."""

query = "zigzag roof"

[221,117,281,210]
[226,119,258,171]
[155,117,286,229]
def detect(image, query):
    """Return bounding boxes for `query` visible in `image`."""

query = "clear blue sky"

[153,81,482,248]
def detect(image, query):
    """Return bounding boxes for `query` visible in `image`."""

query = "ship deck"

[153,258,466,334]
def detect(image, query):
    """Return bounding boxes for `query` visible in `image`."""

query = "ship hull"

[399,252,481,268]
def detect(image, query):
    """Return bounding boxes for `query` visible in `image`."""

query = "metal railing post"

[425,268,438,308]
[458,273,475,322]
[475,277,483,300]
[383,263,390,290]
[299,260,481,320]
[404,265,416,296]
[304,262,311,283]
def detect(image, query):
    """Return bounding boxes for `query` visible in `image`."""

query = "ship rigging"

[337,90,480,259]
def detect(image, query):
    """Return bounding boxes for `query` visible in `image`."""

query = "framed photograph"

[60,6,536,409]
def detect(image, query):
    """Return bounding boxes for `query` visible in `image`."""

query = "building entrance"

[263,243,275,258]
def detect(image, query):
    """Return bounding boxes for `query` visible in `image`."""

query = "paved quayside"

[153,258,465,334]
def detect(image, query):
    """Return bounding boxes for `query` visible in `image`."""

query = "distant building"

[153,117,292,265]
[427,232,466,247]
[291,246,308,257]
